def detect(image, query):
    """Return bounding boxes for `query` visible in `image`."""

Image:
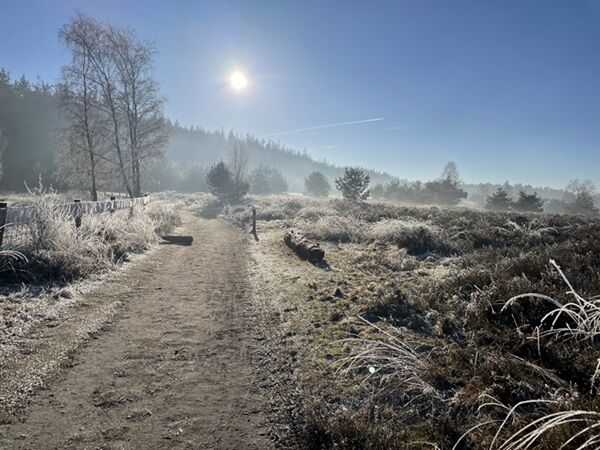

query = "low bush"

[365,219,456,255]
[302,215,364,243]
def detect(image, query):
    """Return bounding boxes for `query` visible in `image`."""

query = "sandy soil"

[0,216,272,449]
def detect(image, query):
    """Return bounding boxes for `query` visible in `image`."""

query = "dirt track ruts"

[0,216,272,449]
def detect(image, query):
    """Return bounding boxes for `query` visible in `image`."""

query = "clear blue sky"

[1,0,599,188]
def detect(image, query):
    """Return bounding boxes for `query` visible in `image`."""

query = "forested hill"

[0,70,63,191]
[166,123,394,192]
[0,70,392,193]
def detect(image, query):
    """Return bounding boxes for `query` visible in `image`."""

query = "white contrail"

[307,145,335,151]
[263,117,384,137]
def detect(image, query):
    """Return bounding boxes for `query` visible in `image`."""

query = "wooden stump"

[283,231,324,261]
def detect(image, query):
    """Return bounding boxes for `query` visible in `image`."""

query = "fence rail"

[0,196,149,248]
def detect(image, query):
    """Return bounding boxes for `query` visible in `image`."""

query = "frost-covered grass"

[336,316,439,405]
[302,215,364,243]
[216,193,600,450]
[9,194,157,281]
[145,201,183,235]
[502,259,600,345]
[0,284,77,354]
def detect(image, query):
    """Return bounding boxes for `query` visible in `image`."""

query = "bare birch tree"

[59,18,108,200]
[106,25,167,196]
[58,13,167,197]
[59,14,132,195]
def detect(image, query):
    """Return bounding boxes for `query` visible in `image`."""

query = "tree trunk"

[82,71,98,202]
[110,110,132,197]
[89,152,98,201]
[131,159,141,197]
[105,83,132,197]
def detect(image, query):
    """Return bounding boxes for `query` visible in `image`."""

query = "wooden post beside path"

[0,202,7,247]
[74,199,82,228]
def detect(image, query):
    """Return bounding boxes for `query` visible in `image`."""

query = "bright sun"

[230,70,248,90]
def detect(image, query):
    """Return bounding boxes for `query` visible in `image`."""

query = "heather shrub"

[302,215,364,243]
[296,205,337,221]
[365,219,455,255]
[214,193,600,449]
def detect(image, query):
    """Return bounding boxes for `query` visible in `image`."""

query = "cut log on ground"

[161,235,193,246]
[283,231,325,261]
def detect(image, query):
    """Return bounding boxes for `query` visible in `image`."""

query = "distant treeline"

[370,175,599,215]
[0,68,391,194]
[162,123,394,191]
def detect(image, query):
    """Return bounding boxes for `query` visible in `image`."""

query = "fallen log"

[283,231,324,261]
[161,235,193,246]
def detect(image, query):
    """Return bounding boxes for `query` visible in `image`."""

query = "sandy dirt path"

[0,216,272,449]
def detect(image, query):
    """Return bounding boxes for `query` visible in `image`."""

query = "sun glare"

[230,70,248,90]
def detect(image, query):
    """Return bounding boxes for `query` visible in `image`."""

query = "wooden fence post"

[0,202,7,247]
[129,196,134,218]
[74,199,82,228]
[251,207,257,234]
[250,207,258,241]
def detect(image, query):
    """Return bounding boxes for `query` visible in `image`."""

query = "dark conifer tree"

[514,191,544,212]
[335,167,370,201]
[485,187,513,211]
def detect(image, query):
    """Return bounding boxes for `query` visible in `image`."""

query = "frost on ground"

[0,194,182,420]
[0,285,77,356]
[0,215,272,450]
[225,194,600,450]
[0,252,151,359]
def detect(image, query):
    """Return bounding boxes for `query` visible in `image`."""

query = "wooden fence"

[0,196,149,248]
